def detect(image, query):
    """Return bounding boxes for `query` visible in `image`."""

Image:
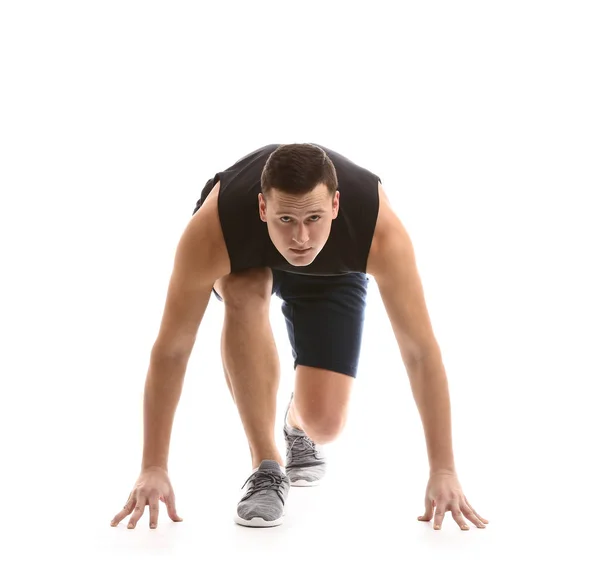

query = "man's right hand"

[110,466,183,529]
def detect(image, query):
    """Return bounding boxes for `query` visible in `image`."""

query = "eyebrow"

[275,209,327,216]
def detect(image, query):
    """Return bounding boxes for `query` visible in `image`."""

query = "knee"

[215,268,272,309]
[297,408,346,445]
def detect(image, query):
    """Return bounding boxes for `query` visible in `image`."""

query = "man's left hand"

[417,471,489,530]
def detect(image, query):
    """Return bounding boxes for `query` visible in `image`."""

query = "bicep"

[152,202,230,358]
[369,202,439,365]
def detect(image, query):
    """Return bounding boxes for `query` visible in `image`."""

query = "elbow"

[406,341,441,368]
[151,339,195,361]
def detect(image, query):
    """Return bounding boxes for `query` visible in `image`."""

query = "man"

[110,143,489,531]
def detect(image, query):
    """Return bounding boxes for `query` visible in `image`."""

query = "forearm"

[141,351,190,472]
[406,351,456,474]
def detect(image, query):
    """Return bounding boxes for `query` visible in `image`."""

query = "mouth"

[290,247,311,254]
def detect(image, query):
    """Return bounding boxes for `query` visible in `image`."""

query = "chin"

[288,258,312,267]
[286,254,316,267]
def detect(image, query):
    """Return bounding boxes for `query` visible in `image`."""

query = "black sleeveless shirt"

[192,143,381,276]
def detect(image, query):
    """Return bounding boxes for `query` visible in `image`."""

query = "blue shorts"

[212,270,369,378]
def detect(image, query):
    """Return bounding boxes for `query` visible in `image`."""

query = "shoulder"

[366,181,413,278]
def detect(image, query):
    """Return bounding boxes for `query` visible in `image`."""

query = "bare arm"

[142,187,230,471]
[367,184,456,474]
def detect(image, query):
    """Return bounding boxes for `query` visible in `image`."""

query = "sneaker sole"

[234,511,285,528]
[290,478,320,487]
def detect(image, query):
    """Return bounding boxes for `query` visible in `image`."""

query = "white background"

[1,1,598,564]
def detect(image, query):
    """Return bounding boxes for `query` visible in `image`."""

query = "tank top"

[192,143,381,276]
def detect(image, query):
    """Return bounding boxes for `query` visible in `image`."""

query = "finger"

[418,498,434,522]
[461,500,486,528]
[148,493,160,529]
[450,502,469,530]
[464,496,489,524]
[128,494,147,529]
[111,493,136,527]
[164,491,183,522]
[433,501,446,530]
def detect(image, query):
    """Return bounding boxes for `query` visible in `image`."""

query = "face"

[258,183,339,266]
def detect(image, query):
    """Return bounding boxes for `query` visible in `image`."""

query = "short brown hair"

[260,143,338,200]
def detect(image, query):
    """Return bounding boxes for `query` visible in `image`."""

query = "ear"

[258,193,267,222]
[332,191,340,219]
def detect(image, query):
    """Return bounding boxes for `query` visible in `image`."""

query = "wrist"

[430,467,456,476]
[142,463,168,473]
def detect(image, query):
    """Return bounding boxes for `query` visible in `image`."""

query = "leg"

[214,267,283,469]
[277,271,370,483]
[286,366,353,445]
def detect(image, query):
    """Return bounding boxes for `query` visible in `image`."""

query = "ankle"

[251,452,284,470]
[286,401,304,431]
[252,460,285,472]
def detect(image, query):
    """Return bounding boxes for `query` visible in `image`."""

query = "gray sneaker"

[284,393,327,486]
[235,460,291,527]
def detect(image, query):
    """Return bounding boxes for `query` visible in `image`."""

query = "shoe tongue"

[258,460,282,474]
[285,423,305,437]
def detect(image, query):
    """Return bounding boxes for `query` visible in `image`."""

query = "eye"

[309,215,321,222]
[280,217,292,223]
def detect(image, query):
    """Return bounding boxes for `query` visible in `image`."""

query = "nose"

[292,224,309,246]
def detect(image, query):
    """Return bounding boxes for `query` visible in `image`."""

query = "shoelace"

[240,470,287,505]
[286,433,323,465]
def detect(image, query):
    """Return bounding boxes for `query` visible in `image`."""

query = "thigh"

[213,267,276,306]
[292,365,354,430]
[276,271,370,378]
